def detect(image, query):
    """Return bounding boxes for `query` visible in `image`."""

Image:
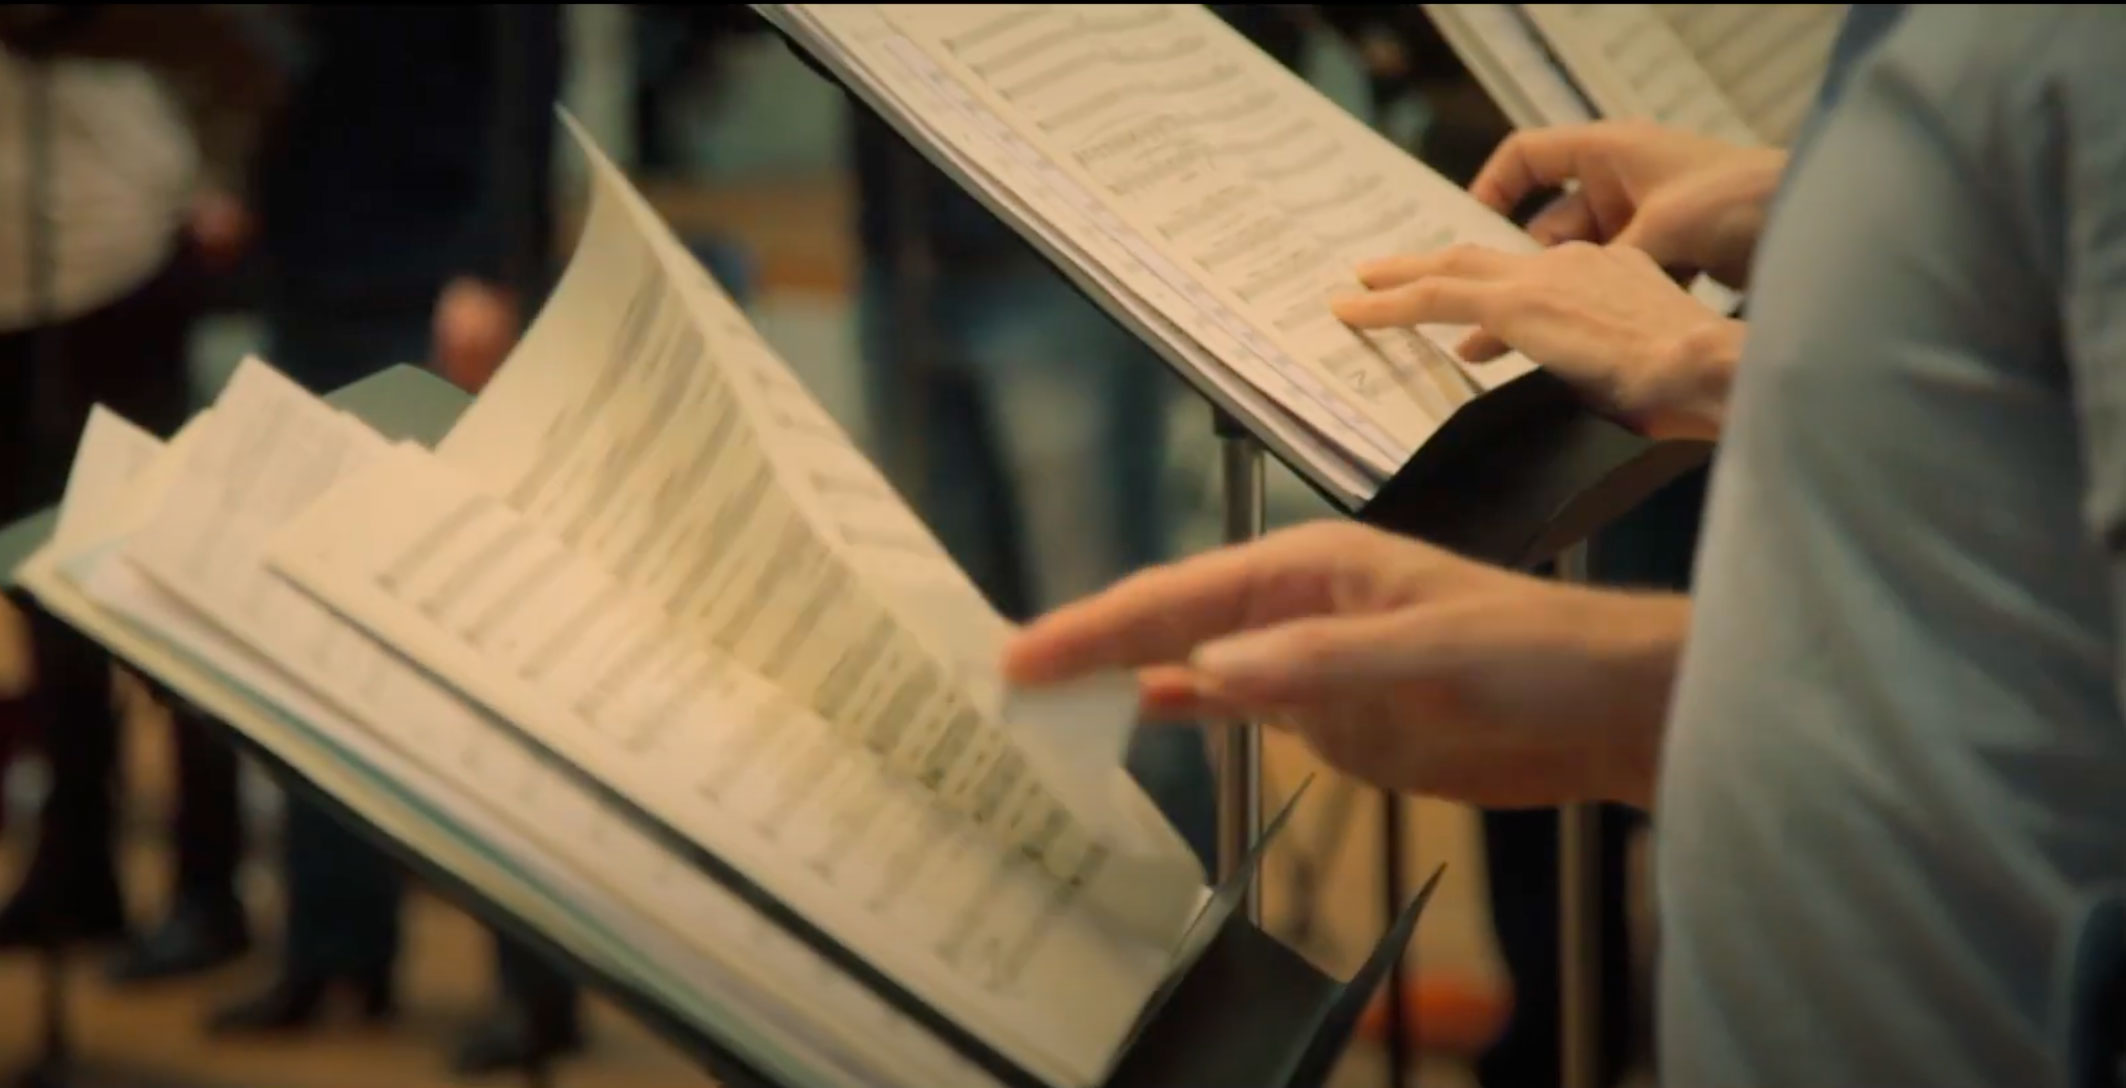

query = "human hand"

[187,189,253,272]
[1001,522,1684,809]
[1473,121,1786,290]
[1332,241,1743,440]
[432,277,522,393]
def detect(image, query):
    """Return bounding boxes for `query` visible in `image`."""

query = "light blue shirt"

[1659,6,2126,1086]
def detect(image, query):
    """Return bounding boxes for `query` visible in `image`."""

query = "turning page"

[766,3,1550,500]
[53,364,1009,1088]
[425,118,1204,936]
[269,442,1176,1087]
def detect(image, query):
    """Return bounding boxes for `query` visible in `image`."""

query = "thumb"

[1191,611,1440,707]
[1611,200,1692,269]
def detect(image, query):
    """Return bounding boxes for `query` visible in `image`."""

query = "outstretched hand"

[432,277,522,394]
[1002,522,1683,809]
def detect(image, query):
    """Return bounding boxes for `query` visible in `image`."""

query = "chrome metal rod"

[1556,544,1603,1088]
[1213,414,1268,921]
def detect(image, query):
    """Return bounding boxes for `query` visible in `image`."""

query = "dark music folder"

[2,364,1439,1088]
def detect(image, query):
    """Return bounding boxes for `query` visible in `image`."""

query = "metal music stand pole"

[1380,792,1408,1088]
[1556,545,1603,1088]
[1211,411,1265,922]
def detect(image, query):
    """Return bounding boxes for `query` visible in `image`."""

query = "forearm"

[1565,587,1692,810]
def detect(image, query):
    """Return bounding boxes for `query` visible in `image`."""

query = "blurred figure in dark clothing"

[194,7,586,1075]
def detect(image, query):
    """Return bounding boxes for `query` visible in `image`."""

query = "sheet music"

[265,442,1188,1088]
[1421,5,1597,131]
[1515,5,1841,147]
[49,407,166,553]
[782,8,1378,507]
[430,121,1199,915]
[76,366,1009,1088]
[1650,5,1844,146]
[773,4,1548,485]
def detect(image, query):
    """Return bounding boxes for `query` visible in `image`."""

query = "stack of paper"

[12,118,1254,1088]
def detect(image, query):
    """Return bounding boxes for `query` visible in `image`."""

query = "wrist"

[1645,317,1744,441]
[1565,589,1690,809]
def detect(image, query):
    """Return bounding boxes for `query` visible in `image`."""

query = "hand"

[432,277,522,393]
[0,599,29,701]
[1001,522,1684,809]
[186,189,252,272]
[1473,121,1786,290]
[1333,241,1743,440]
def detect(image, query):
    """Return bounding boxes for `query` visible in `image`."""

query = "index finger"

[1469,125,1610,217]
[1002,524,1372,687]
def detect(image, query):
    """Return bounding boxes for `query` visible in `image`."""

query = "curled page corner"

[997,669,1169,857]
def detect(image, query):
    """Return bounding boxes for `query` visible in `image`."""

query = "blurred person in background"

[0,3,280,984]
[194,7,588,1075]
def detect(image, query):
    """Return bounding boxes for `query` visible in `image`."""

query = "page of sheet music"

[603,152,1169,857]
[781,4,1545,480]
[266,441,1187,1086]
[433,127,1200,909]
[1649,4,1843,146]
[778,10,1380,505]
[49,408,165,553]
[1517,5,1841,147]
[79,371,1005,1088]
[1516,4,1755,141]
[1422,5,1597,131]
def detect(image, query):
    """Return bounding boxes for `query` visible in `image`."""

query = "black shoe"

[104,892,250,985]
[450,1002,585,1076]
[205,966,395,1035]
[0,864,127,950]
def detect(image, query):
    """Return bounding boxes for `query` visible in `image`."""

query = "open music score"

[764,3,1570,507]
[39,381,996,1088]
[1454,5,1847,146]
